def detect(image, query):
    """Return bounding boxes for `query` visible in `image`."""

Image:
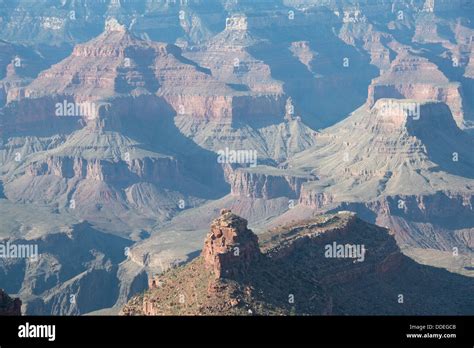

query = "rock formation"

[367,51,465,127]
[121,211,474,316]
[202,209,260,279]
[0,26,232,231]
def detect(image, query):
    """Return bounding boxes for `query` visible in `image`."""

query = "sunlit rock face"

[203,209,260,279]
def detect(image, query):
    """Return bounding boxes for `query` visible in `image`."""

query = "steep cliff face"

[121,211,474,316]
[166,93,286,125]
[202,209,261,279]
[338,18,396,72]
[25,155,182,186]
[298,191,474,253]
[367,52,465,127]
[290,41,315,73]
[3,142,217,232]
[2,95,80,134]
[0,20,313,221]
[230,167,314,199]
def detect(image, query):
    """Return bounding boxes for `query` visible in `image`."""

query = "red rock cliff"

[202,209,260,279]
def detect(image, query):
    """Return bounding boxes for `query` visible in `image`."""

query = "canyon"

[0,0,472,315]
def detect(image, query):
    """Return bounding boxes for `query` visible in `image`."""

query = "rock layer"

[367,52,465,127]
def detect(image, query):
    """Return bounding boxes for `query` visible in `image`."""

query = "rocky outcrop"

[289,99,474,199]
[0,289,22,315]
[262,213,404,286]
[122,211,474,316]
[202,209,260,279]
